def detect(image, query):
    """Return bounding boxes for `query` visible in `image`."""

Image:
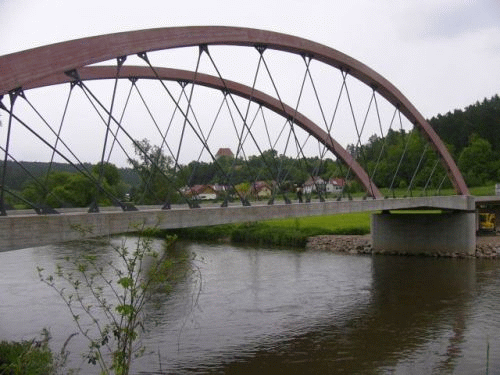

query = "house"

[325,178,345,193]
[303,176,326,194]
[211,184,230,194]
[185,185,218,200]
[250,181,273,198]
[215,148,234,159]
[303,176,345,194]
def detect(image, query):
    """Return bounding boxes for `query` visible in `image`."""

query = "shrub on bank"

[237,223,369,248]
[0,332,53,374]
[162,214,370,248]
[165,224,235,242]
[231,223,311,247]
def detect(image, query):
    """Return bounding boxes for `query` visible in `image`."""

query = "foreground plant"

[0,329,53,375]
[37,225,179,375]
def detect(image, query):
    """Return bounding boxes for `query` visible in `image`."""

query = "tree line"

[1,94,499,208]
[430,94,500,186]
[345,94,500,190]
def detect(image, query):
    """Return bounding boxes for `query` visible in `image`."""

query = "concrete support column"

[371,211,476,255]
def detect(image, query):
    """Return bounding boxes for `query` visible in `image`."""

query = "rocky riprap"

[306,235,372,255]
[306,235,499,258]
[475,242,500,258]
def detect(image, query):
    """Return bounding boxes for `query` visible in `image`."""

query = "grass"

[377,184,497,197]
[163,224,235,242]
[264,213,371,233]
[0,331,54,375]
[470,185,496,196]
[162,212,371,249]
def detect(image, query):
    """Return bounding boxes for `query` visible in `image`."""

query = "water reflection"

[365,257,475,374]
[134,244,373,374]
[0,240,499,374]
[164,254,476,375]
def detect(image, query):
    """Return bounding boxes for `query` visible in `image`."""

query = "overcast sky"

[1,0,499,119]
[1,0,500,167]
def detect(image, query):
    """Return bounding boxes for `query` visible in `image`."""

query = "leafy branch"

[37,224,181,375]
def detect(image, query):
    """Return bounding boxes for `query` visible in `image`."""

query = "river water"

[1,238,500,374]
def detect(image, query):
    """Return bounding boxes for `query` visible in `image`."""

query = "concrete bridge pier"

[371,211,476,256]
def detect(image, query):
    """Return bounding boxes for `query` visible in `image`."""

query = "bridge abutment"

[371,211,476,256]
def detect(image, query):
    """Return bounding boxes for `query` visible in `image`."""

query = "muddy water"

[1,239,499,374]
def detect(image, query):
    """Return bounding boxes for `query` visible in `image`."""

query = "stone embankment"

[306,235,372,255]
[475,235,500,258]
[306,234,500,258]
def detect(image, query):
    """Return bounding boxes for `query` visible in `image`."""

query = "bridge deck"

[0,196,478,251]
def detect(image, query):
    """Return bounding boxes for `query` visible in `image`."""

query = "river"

[1,237,499,374]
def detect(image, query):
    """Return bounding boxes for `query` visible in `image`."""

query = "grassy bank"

[371,184,496,197]
[154,184,499,249]
[0,331,54,374]
[163,212,371,249]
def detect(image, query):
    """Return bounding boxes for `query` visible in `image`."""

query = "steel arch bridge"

[0,26,469,222]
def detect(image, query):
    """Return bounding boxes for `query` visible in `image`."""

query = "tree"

[430,95,500,158]
[22,163,127,208]
[38,227,189,375]
[235,182,251,197]
[458,134,495,186]
[93,163,122,187]
[128,139,177,204]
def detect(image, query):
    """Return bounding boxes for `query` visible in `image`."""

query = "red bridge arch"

[0,26,469,195]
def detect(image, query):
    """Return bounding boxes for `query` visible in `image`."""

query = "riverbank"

[161,212,500,257]
[306,235,372,254]
[162,213,371,249]
[306,234,500,258]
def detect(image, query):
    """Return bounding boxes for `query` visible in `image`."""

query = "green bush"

[0,331,53,375]
[230,223,309,247]
[38,229,187,375]
[162,225,235,242]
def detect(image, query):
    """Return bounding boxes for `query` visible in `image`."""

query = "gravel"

[306,234,500,258]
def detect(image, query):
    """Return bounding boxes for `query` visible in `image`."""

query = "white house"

[325,178,345,193]
[303,177,345,194]
[303,176,326,194]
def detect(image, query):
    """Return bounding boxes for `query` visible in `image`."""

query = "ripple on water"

[1,240,500,374]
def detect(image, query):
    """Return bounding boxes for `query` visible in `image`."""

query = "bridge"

[0,27,491,253]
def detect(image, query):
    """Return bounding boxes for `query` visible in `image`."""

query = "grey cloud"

[403,0,500,40]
